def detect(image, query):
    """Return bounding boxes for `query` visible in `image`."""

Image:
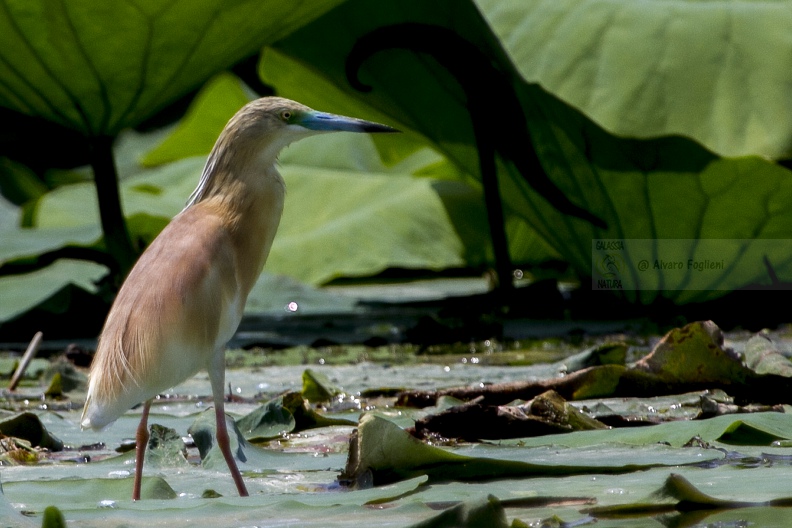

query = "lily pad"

[236,392,356,443]
[743,333,792,377]
[341,413,719,486]
[406,494,509,528]
[4,476,177,504]
[0,412,63,451]
[303,369,342,403]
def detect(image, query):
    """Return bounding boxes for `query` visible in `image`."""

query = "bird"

[80,97,397,500]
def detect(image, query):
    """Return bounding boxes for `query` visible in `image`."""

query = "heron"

[80,97,397,500]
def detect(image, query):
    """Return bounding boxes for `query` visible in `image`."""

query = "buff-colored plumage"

[81,97,396,499]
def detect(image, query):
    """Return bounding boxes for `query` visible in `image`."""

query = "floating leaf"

[0,412,63,451]
[584,472,792,519]
[413,390,608,441]
[743,333,792,377]
[236,395,297,442]
[145,424,188,468]
[4,476,177,503]
[341,413,717,486]
[399,321,792,407]
[633,321,749,385]
[405,495,509,528]
[508,412,792,449]
[237,392,356,443]
[188,411,251,466]
[302,369,341,403]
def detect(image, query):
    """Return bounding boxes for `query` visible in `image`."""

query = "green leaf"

[145,424,189,468]
[0,0,346,136]
[0,259,106,323]
[269,0,792,302]
[272,145,483,284]
[243,272,358,315]
[584,472,792,518]
[0,412,63,451]
[237,392,356,442]
[5,476,177,503]
[508,412,792,449]
[341,413,719,486]
[31,156,202,230]
[302,369,342,403]
[633,321,750,385]
[477,0,792,159]
[41,505,66,528]
[0,224,102,268]
[42,357,87,394]
[0,157,47,205]
[743,333,792,377]
[141,73,251,167]
[188,407,352,473]
[260,46,557,268]
[236,395,297,441]
[405,495,509,528]
[414,390,608,441]
[188,410,251,467]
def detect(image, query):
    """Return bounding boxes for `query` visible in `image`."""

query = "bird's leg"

[209,353,249,497]
[214,400,249,496]
[132,400,152,501]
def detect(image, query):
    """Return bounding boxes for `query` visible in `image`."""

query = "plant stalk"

[90,136,137,280]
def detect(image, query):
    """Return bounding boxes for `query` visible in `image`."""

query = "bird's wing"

[82,205,240,429]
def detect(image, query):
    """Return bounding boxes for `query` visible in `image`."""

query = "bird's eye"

[281,111,292,121]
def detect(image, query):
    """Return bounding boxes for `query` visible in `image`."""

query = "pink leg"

[214,401,249,497]
[133,400,152,501]
[209,352,249,497]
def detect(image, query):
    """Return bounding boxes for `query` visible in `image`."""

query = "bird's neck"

[192,150,286,295]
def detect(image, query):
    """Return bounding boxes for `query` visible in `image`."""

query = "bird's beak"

[299,111,399,133]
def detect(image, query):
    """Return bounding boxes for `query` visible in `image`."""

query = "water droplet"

[286,301,299,312]
[470,357,480,364]
[108,470,130,478]
[318,358,325,365]
[443,366,451,372]
[513,269,524,279]
[98,500,117,509]
[606,488,627,495]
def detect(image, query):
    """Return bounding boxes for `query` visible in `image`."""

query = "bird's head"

[230,97,397,152]
[186,97,398,206]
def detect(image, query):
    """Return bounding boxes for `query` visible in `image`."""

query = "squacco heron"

[80,97,397,500]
